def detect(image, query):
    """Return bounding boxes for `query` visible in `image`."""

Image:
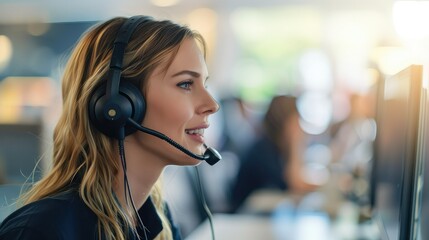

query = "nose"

[198,90,220,115]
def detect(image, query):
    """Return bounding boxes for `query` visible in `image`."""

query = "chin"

[177,155,203,166]
[162,148,202,166]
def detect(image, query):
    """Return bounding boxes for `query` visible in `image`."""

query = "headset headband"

[107,16,149,98]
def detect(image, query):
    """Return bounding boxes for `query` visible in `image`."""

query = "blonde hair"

[20,16,206,240]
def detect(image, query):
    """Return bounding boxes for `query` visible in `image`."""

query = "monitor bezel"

[371,64,423,240]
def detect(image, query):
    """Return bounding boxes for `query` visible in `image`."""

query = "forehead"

[165,38,208,77]
[146,37,208,89]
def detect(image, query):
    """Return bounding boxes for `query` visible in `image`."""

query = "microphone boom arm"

[127,118,221,165]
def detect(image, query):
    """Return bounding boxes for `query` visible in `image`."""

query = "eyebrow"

[172,70,201,78]
[172,70,209,81]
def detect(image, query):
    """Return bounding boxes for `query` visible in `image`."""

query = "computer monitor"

[372,64,423,240]
[416,74,429,240]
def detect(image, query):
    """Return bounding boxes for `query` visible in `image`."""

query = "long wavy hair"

[20,16,206,240]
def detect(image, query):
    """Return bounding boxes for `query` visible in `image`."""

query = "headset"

[87,16,219,239]
[88,16,147,140]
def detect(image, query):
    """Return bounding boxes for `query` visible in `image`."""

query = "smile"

[185,127,207,144]
[185,128,205,136]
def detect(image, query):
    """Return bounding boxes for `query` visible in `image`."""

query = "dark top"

[230,135,288,212]
[0,189,182,240]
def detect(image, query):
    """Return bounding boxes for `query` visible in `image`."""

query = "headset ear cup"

[88,85,110,136]
[88,81,146,139]
[120,81,146,136]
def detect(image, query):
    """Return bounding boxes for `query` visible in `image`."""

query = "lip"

[186,123,209,131]
[185,124,209,144]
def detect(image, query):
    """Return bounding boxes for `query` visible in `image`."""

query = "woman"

[0,15,219,240]
[230,95,318,212]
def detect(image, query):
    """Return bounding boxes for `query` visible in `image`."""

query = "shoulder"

[246,135,278,154]
[0,190,97,240]
[240,135,279,163]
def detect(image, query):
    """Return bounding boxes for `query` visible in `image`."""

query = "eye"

[177,80,193,90]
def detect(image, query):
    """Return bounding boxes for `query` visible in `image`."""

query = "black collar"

[135,197,163,240]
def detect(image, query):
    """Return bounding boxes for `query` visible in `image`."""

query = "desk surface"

[185,202,380,240]
[185,214,274,240]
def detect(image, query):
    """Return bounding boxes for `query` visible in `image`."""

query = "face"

[134,38,219,165]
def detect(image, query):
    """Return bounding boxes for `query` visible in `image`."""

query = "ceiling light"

[150,0,180,7]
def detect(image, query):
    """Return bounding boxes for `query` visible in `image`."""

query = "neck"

[114,139,167,216]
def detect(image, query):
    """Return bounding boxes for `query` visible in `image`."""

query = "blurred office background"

[1,0,429,239]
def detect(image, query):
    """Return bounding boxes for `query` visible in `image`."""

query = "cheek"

[143,95,192,132]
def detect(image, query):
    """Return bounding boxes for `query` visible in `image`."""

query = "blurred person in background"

[218,96,259,156]
[230,95,320,212]
[0,15,219,240]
